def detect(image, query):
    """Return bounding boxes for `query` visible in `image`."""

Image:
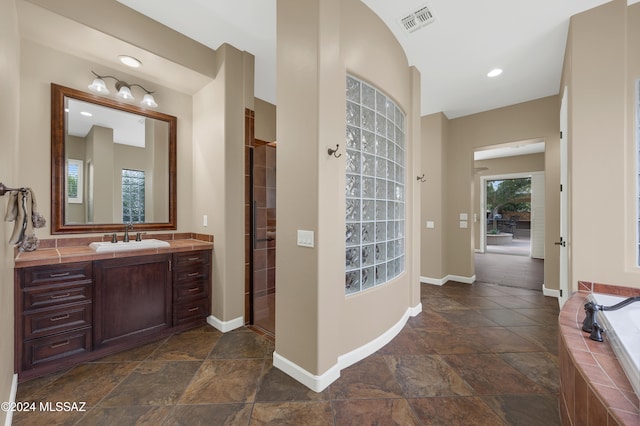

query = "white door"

[530,172,545,259]
[558,87,569,307]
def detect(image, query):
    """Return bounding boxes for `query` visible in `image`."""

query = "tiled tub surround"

[559,283,640,425]
[13,232,214,268]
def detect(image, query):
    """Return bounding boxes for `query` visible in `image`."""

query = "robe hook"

[328,144,342,158]
[416,174,426,182]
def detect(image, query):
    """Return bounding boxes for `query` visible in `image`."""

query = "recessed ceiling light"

[118,55,142,68]
[487,68,503,78]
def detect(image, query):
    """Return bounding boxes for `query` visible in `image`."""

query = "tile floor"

[13,281,560,425]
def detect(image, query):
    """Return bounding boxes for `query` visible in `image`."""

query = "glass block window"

[345,75,405,295]
[122,169,145,223]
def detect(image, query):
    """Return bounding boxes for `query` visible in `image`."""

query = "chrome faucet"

[123,223,133,242]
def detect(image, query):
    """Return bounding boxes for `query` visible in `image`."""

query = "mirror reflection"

[64,98,169,224]
[51,84,177,234]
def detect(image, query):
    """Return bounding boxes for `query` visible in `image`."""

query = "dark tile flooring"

[13,281,561,425]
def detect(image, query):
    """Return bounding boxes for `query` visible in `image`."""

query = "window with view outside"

[345,75,406,295]
[67,159,83,203]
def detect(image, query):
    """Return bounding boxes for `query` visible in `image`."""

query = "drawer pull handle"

[188,307,199,312]
[50,340,70,349]
[50,293,71,299]
[187,257,201,261]
[49,272,71,278]
[50,314,70,322]
[188,287,200,292]
[187,272,199,277]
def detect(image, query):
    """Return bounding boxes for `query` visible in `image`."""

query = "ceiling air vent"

[400,4,435,33]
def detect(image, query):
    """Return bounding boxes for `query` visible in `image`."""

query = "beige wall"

[255,98,277,142]
[420,113,448,281]
[276,0,420,384]
[563,0,640,290]
[0,1,19,422]
[192,43,253,325]
[473,153,545,250]
[421,97,560,289]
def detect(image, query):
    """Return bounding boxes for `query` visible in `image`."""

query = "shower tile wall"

[252,142,276,334]
[244,109,254,324]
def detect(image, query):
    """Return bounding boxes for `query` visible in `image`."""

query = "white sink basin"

[89,239,170,253]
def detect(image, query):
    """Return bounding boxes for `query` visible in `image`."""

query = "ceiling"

[474,140,545,161]
[116,0,637,119]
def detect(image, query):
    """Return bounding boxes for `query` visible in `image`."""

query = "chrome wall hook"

[328,144,342,158]
[416,174,426,182]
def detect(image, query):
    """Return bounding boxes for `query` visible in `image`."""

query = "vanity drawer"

[174,298,209,325]
[174,267,209,285]
[23,327,92,368]
[23,283,92,311]
[172,251,211,270]
[24,303,92,340]
[22,262,92,288]
[174,281,208,302]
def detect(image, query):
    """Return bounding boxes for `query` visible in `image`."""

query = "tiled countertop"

[14,232,213,268]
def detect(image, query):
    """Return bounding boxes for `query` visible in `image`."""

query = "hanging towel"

[4,188,46,252]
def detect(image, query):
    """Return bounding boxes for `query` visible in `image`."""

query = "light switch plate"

[297,230,315,248]
[459,213,468,220]
[459,221,468,229]
[426,221,435,229]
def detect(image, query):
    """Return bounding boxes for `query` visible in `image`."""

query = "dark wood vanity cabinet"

[94,254,172,350]
[16,261,93,374]
[172,250,211,325]
[15,249,212,381]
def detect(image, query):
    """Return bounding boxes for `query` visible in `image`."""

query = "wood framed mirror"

[51,83,177,234]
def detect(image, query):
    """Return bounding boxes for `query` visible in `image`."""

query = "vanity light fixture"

[87,70,158,108]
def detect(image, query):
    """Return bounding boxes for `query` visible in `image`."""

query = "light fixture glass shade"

[116,85,134,101]
[88,78,110,94]
[140,93,158,108]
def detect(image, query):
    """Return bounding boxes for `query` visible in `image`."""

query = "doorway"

[473,146,546,291]
[250,140,276,335]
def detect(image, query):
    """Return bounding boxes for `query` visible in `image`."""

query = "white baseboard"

[4,374,17,426]
[542,284,560,299]
[273,302,422,392]
[420,274,476,286]
[207,315,244,333]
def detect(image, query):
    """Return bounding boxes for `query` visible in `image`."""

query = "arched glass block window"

[345,75,405,294]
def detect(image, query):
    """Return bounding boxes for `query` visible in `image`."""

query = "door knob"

[554,237,566,247]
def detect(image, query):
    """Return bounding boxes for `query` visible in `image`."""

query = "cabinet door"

[93,254,172,349]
